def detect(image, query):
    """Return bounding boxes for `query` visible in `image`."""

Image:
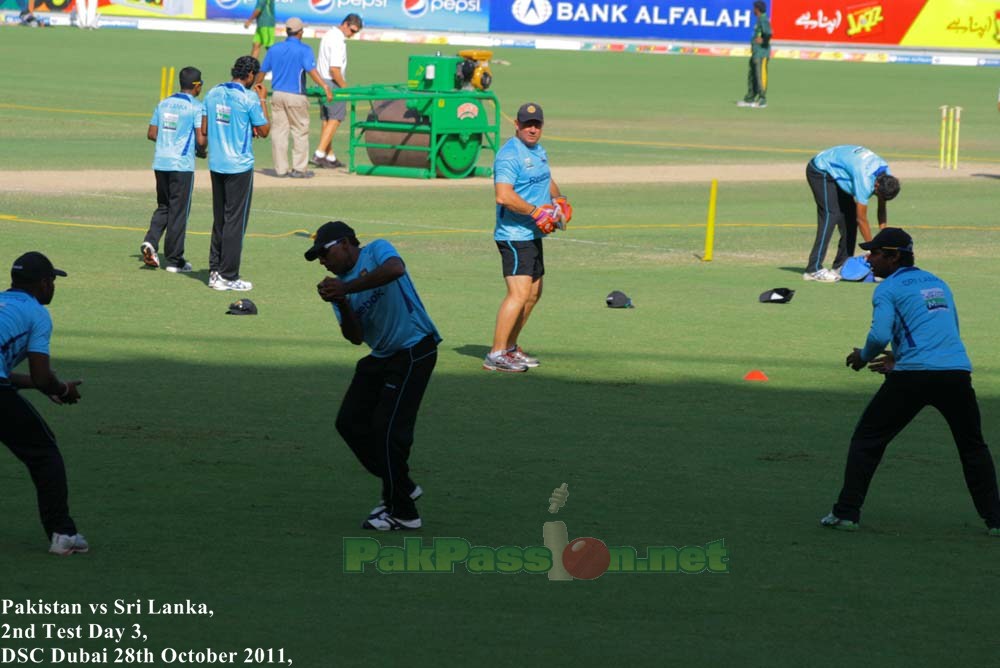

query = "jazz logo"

[846,4,883,36]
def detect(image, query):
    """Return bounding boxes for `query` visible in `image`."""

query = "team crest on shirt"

[215,104,232,125]
[524,157,533,168]
[162,112,179,132]
[921,288,948,311]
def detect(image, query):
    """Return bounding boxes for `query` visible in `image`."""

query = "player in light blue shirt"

[821,228,1000,535]
[0,252,88,555]
[204,56,270,292]
[140,66,207,273]
[487,102,572,373]
[305,221,440,531]
[804,145,900,281]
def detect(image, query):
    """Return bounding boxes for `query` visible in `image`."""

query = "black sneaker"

[289,170,315,179]
[362,511,421,531]
[324,158,346,169]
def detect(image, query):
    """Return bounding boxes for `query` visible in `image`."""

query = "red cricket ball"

[562,537,610,580]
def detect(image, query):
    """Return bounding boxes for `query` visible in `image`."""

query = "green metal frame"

[331,84,500,179]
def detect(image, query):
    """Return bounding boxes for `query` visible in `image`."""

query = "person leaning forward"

[821,228,1000,536]
[305,221,441,531]
[0,252,89,555]
[804,145,900,283]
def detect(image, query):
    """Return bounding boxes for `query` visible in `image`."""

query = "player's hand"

[553,196,573,229]
[845,348,867,371]
[49,380,83,405]
[867,351,895,375]
[324,87,333,103]
[195,144,207,159]
[253,83,267,100]
[531,205,558,235]
[317,277,347,303]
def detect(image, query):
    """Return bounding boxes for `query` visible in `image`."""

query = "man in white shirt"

[312,14,363,169]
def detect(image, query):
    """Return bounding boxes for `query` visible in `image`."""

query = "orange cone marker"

[743,370,769,381]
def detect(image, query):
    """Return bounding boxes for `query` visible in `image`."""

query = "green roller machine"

[326,50,500,179]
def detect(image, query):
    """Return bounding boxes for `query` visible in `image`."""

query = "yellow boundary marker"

[702,178,718,262]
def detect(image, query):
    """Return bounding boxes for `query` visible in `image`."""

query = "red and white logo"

[311,0,335,13]
[402,0,428,18]
[457,103,479,120]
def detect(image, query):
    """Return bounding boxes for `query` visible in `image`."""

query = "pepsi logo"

[402,0,427,18]
[311,0,334,12]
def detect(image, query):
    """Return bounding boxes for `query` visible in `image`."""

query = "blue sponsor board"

[490,0,754,41]
[208,0,488,32]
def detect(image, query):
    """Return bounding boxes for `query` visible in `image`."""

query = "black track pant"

[209,169,254,281]
[806,161,857,273]
[335,335,438,520]
[0,384,77,539]
[145,170,194,268]
[834,371,1000,527]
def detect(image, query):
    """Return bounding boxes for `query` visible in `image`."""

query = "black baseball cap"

[225,298,258,315]
[859,227,913,253]
[304,221,356,261]
[606,290,633,308]
[517,103,544,124]
[11,252,67,282]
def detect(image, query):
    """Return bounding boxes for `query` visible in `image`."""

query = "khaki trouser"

[270,91,311,175]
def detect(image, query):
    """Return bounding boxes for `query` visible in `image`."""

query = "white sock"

[314,151,326,159]
[327,153,337,162]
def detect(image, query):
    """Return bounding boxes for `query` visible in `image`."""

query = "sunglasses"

[316,238,344,258]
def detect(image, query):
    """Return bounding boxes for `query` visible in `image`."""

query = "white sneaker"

[752,102,768,108]
[208,271,220,288]
[140,242,159,268]
[507,346,540,368]
[736,100,754,107]
[49,532,89,556]
[213,278,253,292]
[802,269,841,283]
[362,511,422,531]
[482,351,527,373]
[369,484,424,519]
[165,262,193,273]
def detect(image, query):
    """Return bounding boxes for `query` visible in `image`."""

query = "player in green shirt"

[244,0,276,62]
[737,1,772,108]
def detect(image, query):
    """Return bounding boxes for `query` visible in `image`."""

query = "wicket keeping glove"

[553,196,573,226]
[531,205,558,235]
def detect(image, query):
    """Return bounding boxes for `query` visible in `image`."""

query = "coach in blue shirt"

[257,17,331,179]
[0,252,88,555]
[306,221,440,532]
[821,228,1000,535]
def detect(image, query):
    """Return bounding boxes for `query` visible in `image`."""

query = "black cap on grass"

[759,288,795,304]
[606,291,633,308]
[226,299,258,315]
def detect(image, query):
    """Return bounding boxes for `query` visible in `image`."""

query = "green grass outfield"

[2,26,1000,667]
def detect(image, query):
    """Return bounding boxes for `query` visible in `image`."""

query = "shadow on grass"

[5,354,1000,664]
